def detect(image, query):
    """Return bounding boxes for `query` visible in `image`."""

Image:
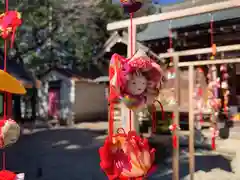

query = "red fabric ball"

[0,170,16,180]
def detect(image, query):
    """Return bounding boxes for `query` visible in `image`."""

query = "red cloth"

[0,170,16,180]
[99,130,155,179]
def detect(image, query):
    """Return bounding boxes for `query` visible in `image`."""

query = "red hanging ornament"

[0,11,22,48]
[99,129,155,179]
[0,170,16,180]
[169,123,180,149]
[210,127,218,150]
[0,119,20,148]
[120,0,142,13]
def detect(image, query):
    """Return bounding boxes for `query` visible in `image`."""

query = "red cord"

[2,0,9,170]
[168,26,173,63]
[130,13,133,58]
[108,81,114,139]
[210,18,214,45]
[151,104,156,133]
[152,100,165,134]
[210,16,217,150]
[129,13,134,131]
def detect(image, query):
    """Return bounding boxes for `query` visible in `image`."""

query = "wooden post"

[173,55,180,180]
[120,22,138,133]
[188,65,195,180]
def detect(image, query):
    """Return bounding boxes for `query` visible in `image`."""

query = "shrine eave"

[137,7,240,42]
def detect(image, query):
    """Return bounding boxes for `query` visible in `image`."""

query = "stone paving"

[0,122,238,180]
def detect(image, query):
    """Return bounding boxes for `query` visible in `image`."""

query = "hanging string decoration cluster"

[99,0,165,179]
[0,0,27,179]
[207,16,221,150]
[166,22,180,149]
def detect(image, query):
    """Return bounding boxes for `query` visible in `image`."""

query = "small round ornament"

[120,0,142,13]
[0,119,20,148]
[99,129,155,179]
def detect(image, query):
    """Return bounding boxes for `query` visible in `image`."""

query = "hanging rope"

[168,21,175,125]
[151,100,164,134]
[129,12,134,132]
[2,0,9,170]
[168,21,173,65]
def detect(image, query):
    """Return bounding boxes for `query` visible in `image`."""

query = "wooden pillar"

[173,55,180,180]
[188,65,195,180]
[120,22,138,133]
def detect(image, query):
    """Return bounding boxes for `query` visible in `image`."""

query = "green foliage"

[0,0,126,74]
[0,0,156,74]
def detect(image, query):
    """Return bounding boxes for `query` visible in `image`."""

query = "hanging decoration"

[100,1,160,179]
[166,21,180,149]
[207,15,220,150]
[0,119,20,148]
[220,64,229,117]
[0,11,22,48]
[99,128,155,180]
[120,0,142,14]
[169,123,180,149]
[109,50,164,111]
[209,127,218,150]
[194,67,204,128]
[0,0,26,178]
[0,170,24,180]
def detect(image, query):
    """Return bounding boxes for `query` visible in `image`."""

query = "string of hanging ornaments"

[194,67,204,130]
[207,14,221,150]
[166,21,180,149]
[0,0,27,179]
[99,0,165,179]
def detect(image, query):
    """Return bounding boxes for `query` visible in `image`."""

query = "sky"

[112,0,184,5]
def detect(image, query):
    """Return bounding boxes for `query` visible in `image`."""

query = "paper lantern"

[109,50,164,110]
[0,119,20,148]
[99,129,155,179]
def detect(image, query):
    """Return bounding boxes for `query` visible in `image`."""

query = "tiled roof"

[137,8,240,41]
[39,65,103,80]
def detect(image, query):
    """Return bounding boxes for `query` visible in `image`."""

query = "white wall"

[72,81,108,121]
[38,70,72,120]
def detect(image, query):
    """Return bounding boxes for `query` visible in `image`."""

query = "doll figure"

[126,72,147,96]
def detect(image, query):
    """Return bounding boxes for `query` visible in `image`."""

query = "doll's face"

[126,73,147,95]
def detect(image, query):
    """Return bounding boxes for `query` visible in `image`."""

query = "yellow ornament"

[0,70,26,94]
[210,56,215,60]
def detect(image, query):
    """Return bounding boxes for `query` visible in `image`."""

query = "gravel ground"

[0,121,239,180]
